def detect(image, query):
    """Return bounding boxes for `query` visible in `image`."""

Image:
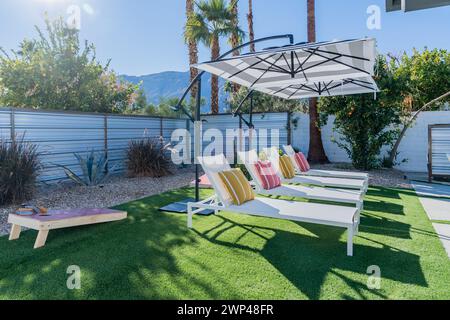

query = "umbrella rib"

[273,85,294,95]
[323,80,334,95]
[346,79,376,91]
[350,78,374,85]
[287,84,307,99]
[299,54,343,73]
[281,53,293,74]
[312,47,371,62]
[295,47,319,73]
[294,51,309,82]
[303,49,371,75]
[228,53,279,79]
[249,54,286,88]
[250,67,290,74]
[326,80,349,91]
[256,55,291,74]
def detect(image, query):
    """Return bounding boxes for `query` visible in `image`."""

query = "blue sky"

[0,0,449,75]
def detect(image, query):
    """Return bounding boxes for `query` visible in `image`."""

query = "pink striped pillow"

[254,161,281,190]
[295,152,311,172]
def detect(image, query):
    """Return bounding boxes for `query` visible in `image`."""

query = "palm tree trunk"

[186,0,198,102]
[247,0,255,52]
[307,0,329,164]
[211,35,220,114]
[230,0,240,93]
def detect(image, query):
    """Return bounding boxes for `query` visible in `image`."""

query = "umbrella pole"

[195,78,202,202]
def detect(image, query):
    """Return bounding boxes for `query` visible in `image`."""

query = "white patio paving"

[413,181,450,259]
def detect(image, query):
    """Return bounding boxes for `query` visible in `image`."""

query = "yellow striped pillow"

[279,155,296,179]
[218,169,255,206]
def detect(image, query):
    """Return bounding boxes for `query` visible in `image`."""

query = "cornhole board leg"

[9,224,22,241]
[34,230,49,249]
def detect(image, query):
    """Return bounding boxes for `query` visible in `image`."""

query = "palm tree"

[185,0,243,114]
[247,0,255,52]
[307,0,329,163]
[186,0,199,102]
[229,0,241,93]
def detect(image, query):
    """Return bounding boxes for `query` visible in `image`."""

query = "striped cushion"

[279,155,296,179]
[218,169,255,205]
[254,161,282,190]
[297,152,311,172]
[295,153,309,172]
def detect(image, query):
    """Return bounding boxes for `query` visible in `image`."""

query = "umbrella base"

[159,198,214,216]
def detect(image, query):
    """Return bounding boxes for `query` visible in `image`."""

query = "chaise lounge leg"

[347,227,354,257]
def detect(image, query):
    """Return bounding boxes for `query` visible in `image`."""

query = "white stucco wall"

[291,111,450,173]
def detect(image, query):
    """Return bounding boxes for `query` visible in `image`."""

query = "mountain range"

[121,71,229,113]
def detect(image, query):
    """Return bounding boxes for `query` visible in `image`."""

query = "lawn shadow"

[195,214,428,300]
[367,186,417,200]
[0,189,233,300]
[364,200,405,216]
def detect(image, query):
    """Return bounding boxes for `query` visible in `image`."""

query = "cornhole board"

[8,208,127,249]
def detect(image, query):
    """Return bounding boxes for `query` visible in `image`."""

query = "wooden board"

[8,208,127,249]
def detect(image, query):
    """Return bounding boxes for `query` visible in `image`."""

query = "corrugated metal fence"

[0,108,290,183]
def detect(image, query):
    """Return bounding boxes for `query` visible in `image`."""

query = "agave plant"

[57,151,113,186]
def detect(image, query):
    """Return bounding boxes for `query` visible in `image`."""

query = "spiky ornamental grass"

[0,137,41,205]
[127,138,173,178]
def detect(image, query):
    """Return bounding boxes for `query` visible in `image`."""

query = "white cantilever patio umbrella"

[160,36,379,215]
[194,38,379,97]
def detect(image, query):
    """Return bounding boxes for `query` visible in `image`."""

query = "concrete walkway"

[413,182,450,259]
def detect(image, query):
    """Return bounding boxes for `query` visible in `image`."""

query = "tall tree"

[229,0,241,93]
[247,0,255,52]
[307,0,329,163]
[185,0,243,114]
[186,0,199,103]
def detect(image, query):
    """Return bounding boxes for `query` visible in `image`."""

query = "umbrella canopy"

[194,38,378,98]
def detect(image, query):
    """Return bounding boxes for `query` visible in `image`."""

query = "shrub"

[127,138,173,178]
[319,56,402,171]
[57,151,113,186]
[0,137,41,205]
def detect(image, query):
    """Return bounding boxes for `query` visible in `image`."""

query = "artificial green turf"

[0,186,449,300]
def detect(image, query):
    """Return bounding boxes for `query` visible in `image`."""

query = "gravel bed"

[311,163,411,189]
[0,167,196,237]
[0,164,411,237]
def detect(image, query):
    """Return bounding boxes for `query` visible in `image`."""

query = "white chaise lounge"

[262,147,368,193]
[283,145,369,182]
[237,150,364,211]
[187,155,360,256]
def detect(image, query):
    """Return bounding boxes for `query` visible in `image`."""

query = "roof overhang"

[387,0,450,12]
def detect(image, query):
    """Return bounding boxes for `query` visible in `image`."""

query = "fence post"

[104,115,109,173]
[160,117,164,139]
[10,108,16,144]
